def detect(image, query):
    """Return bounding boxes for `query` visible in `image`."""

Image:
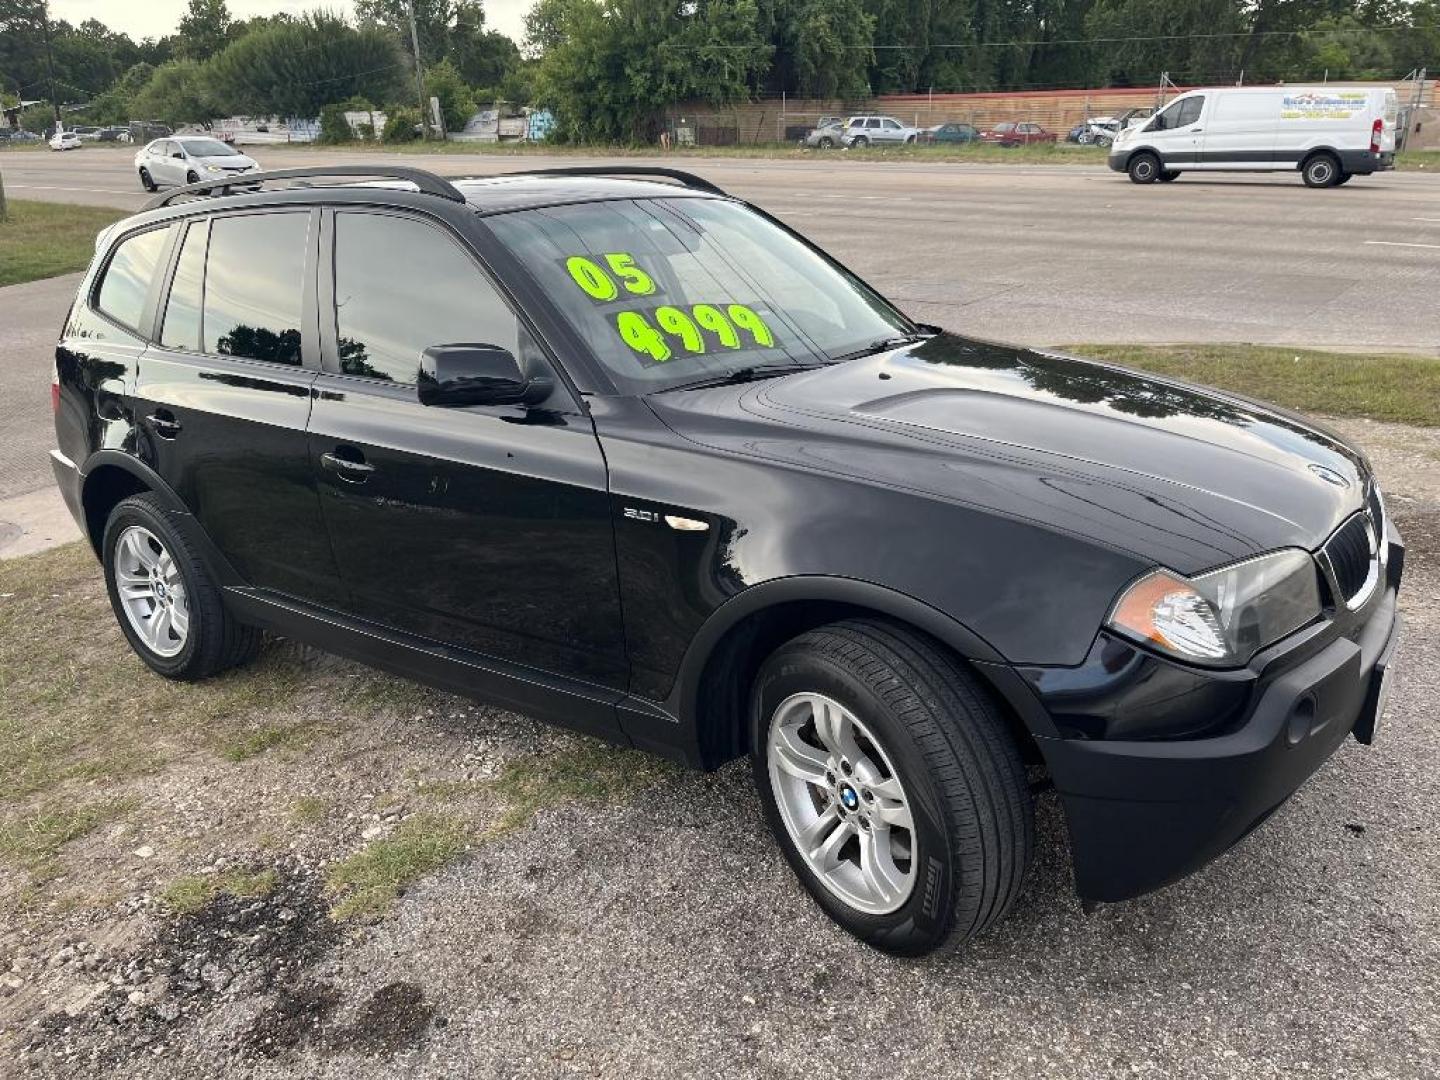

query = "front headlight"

[1108,549,1321,667]
[206,164,225,173]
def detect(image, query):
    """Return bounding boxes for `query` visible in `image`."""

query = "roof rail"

[141,164,467,211]
[505,166,728,197]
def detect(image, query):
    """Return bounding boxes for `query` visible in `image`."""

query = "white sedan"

[49,130,81,151]
[134,136,261,191]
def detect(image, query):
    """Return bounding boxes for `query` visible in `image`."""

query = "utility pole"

[39,0,59,126]
[404,0,429,140]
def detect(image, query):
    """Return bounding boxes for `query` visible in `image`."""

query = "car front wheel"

[751,619,1033,956]
[851,135,868,148]
[138,167,156,191]
[1128,152,1161,183]
[103,493,260,681]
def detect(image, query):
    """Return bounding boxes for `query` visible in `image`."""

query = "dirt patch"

[336,981,437,1058]
[17,864,339,1068]
[241,981,343,1059]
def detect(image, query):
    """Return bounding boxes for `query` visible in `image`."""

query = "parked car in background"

[1085,107,1156,147]
[840,115,921,148]
[1066,122,1089,143]
[128,120,173,143]
[96,127,132,143]
[134,136,261,191]
[919,122,981,145]
[980,122,1058,147]
[802,117,847,148]
[71,125,100,141]
[49,130,81,151]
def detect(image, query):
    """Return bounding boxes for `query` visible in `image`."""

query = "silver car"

[134,136,260,191]
[839,115,921,148]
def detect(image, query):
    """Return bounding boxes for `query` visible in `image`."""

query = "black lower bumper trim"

[1038,583,1401,902]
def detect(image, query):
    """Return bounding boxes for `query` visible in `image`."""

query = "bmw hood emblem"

[1308,463,1350,488]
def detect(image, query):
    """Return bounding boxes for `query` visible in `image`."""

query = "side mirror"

[417,343,552,408]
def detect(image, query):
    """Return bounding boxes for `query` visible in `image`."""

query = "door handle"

[145,412,182,438]
[320,450,375,481]
[1189,127,1203,132]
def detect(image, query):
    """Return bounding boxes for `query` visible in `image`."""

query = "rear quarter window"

[95,225,171,334]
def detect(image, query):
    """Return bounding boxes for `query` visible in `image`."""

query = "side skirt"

[223,587,635,745]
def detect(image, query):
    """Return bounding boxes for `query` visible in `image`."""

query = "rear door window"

[203,213,308,365]
[95,226,171,333]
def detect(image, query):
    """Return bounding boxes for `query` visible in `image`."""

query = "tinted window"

[882,119,900,129]
[161,221,207,350]
[96,226,170,332]
[204,213,307,365]
[1176,96,1204,126]
[332,212,519,384]
[1151,101,1185,130]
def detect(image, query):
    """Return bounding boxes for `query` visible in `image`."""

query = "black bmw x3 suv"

[51,165,1402,956]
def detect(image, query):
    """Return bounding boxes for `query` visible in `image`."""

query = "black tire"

[1334,172,1353,186]
[1128,152,1161,184]
[138,167,156,192]
[1096,134,1113,148]
[1157,169,1180,182]
[750,618,1033,956]
[905,135,916,145]
[1302,152,1341,188]
[186,170,199,185]
[819,136,833,149]
[851,135,869,148]
[103,493,261,681]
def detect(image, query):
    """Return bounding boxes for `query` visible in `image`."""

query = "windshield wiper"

[827,332,932,365]
[660,362,824,393]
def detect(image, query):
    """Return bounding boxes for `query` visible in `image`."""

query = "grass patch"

[0,543,312,804]
[217,719,337,763]
[1064,344,1440,427]
[0,199,128,287]
[1397,149,1440,171]
[485,740,678,836]
[0,798,134,871]
[289,796,330,824]
[326,813,469,921]
[161,867,278,915]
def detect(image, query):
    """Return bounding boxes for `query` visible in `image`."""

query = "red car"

[979,121,1058,147]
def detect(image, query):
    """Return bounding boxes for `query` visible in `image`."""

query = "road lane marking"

[10,184,140,196]
[1363,240,1440,249]
[1414,217,1440,222]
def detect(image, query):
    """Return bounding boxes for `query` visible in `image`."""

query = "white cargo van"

[1109,85,1398,187]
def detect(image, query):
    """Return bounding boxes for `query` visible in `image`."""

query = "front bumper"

[1028,531,1404,902]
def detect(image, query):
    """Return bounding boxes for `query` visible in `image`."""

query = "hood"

[194,153,257,169]
[646,334,1370,574]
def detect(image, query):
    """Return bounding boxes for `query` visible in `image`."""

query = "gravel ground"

[3,418,1438,1079]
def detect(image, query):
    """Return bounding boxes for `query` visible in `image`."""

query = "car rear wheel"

[138,167,156,192]
[1334,172,1353,186]
[1128,152,1161,183]
[819,136,833,149]
[751,619,1033,956]
[851,135,868,148]
[1302,152,1341,188]
[103,493,261,681]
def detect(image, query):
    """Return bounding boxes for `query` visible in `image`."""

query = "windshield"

[993,123,1016,132]
[488,198,912,393]
[180,138,237,156]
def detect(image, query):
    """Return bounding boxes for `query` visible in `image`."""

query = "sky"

[48,0,529,48]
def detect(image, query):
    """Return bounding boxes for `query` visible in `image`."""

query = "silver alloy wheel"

[113,525,189,658]
[766,692,917,915]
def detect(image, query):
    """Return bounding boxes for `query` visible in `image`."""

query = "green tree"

[176,0,233,61]
[532,0,772,142]
[424,56,475,130]
[129,59,212,126]
[81,61,155,124]
[763,0,874,97]
[205,12,402,118]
